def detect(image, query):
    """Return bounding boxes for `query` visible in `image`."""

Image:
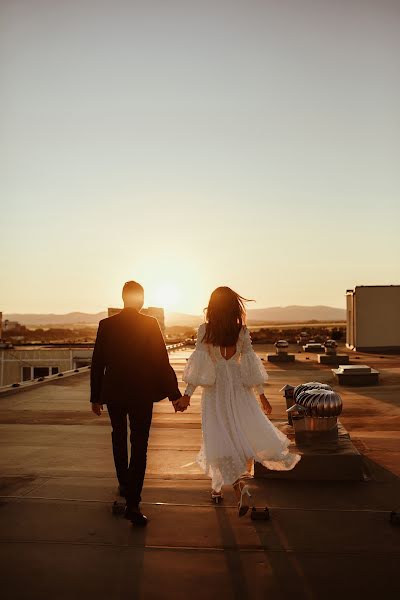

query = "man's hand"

[260,394,272,415]
[173,395,190,412]
[172,399,186,412]
[91,403,104,416]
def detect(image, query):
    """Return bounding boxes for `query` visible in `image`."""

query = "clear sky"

[1,0,399,315]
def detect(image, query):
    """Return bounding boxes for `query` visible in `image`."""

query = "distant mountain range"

[166,312,203,327]
[247,305,346,323]
[167,305,346,326]
[3,312,108,326]
[4,305,345,327]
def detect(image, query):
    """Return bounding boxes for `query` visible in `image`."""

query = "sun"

[151,283,179,311]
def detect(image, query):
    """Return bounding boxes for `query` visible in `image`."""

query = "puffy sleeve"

[240,327,268,394]
[183,324,216,396]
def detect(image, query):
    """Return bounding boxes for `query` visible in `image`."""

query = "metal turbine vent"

[293,381,332,401]
[296,389,343,418]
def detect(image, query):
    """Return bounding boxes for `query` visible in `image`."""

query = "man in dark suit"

[90,280,184,526]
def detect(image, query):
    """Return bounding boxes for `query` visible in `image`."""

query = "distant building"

[346,285,400,352]
[3,320,22,332]
[107,306,165,333]
[0,347,93,387]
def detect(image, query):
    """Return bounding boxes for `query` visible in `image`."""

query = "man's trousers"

[107,400,153,508]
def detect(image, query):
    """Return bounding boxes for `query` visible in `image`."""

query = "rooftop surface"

[1,346,399,599]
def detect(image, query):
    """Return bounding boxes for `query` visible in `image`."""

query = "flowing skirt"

[197,364,301,492]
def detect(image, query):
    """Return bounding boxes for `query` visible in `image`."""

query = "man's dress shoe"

[125,506,148,526]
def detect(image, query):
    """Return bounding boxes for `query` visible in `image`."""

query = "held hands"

[172,395,191,413]
[91,403,104,416]
[260,394,272,415]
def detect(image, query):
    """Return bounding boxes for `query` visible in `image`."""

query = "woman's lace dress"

[183,323,301,492]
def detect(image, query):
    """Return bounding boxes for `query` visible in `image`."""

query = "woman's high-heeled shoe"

[235,481,252,517]
[211,490,223,504]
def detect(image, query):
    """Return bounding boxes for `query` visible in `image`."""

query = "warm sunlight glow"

[115,250,210,315]
[151,283,180,311]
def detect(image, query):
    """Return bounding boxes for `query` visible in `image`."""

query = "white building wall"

[348,285,400,351]
[0,348,93,387]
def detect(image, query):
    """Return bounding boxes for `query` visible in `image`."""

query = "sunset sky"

[1,0,399,315]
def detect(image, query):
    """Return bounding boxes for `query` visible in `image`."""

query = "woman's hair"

[203,287,254,346]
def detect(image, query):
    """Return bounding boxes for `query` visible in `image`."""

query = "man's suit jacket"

[90,308,181,405]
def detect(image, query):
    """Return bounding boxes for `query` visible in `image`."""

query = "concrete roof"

[1,346,399,599]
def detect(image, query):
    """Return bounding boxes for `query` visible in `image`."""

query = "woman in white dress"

[180,287,301,517]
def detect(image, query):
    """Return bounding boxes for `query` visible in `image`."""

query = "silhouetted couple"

[91,281,300,526]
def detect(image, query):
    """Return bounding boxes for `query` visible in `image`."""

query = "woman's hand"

[260,394,272,415]
[174,395,191,412]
